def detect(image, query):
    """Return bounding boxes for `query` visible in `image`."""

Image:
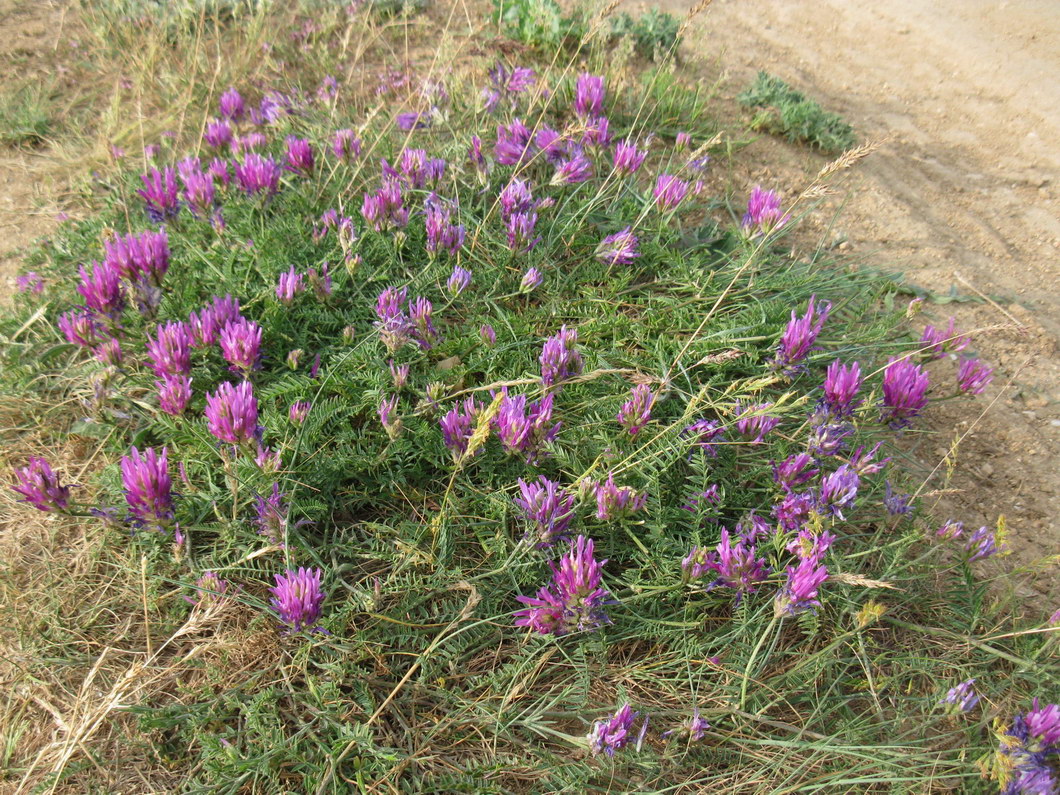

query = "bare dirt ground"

[667,0,1060,600]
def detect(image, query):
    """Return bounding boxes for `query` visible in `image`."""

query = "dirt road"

[673,0,1060,596]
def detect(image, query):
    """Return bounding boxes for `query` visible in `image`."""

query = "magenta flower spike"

[104,228,170,285]
[617,384,655,436]
[58,309,103,347]
[446,265,472,296]
[586,703,642,758]
[180,165,216,218]
[820,360,863,418]
[772,452,819,494]
[270,567,326,633]
[76,260,125,318]
[539,325,583,387]
[653,174,689,211]
[378,394,401,440]
[204,119,233,149]
[816,464,859,519]
[209,157,231,188]
[880,356,930,428]
[11,457,71,512]
[507,212,540,253]
[332,128,362,162]
[684,528,768,599]
[514,476,576,547]
[514,535,611,636]
[595,227,640,268]
[965,525,1005,562]
[494,118,534,165]
[157,374,193,416]
[275,266,305,304]
[219,86,245,121]
[409,297,438,350]
[774,491,815,532]
[439,397,481,458]
[613,139,646,175]
[426,204,466,258]
[388,360,409,389]
[956,357,993,395]
[204,381,259,446]
[234,152,282,197]
[255,483,288,545]
[499,178,535,219]
[147,321,193,377]
[219,317,262,375]
[480,324,497,347]
[683,419,726,457]
[493,390,561,464]
[185,571,232,608]
[121,446,173,526]
[137,166,180,222]
[551,151,593,186]
[574,73,605,118]
[772,295,831,376]
[734,401,780,443]
[742,185,790,234]
[288,401,311,425]
[920,317,968,358]
[775,557,829,617]
[284,136,314,175]
[593,473,647,521]
[95,338,123,367]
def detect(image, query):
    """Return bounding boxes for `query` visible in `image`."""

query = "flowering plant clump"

[2,41,1028,793]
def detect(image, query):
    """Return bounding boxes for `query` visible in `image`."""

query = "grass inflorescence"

[0,4,1056,793]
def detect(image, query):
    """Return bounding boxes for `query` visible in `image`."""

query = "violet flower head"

[439,397,481,458]
[255,444,282,473]
[820,360,863,418]
[653,174,689,211]
[582,115,611,147]
[514,476,576,547]
[613,139,646,175]
[147,322,192,377]
[587,704,642,758]
[11,457,71,512]
[397,147,445,188]
[480,324,497,347]
[58,309,102,347]
[663,708,710,743]
[595,227,640,267]
[936,519,965,540]
[378,395,401,440]
[593,473,647,521]
[880,356,930,429]
[219,317,262,375]
[940,678,979,714]
[219,87,245,121]
[883,481,913,516]
[95,338,123,367]
[775,557,828,617]
[965,525,1005,562]
[687,528,769,599]
[468,134,490,179]
[157,374,193,416]
[374,286,414,353]
[186,571,232,608]
[137,167,180,222]
[275,266,305,305]
[395,111,431,131]
[735,402,780,443]
[17,272,44,294]
[807,422,853,458]
[283,136,314,175]
[514,535,611,636]
[574,73,605,118]
[307,263,333,300]
[773,452,819,494]
[493,390,561,464]
[426,204,466,258]
[121,446,173,526]
[775,490,816,532]
[204,381,260,445]
[104,228,170,286]
[204,119,233,150]
[189,294,240,347]
[255,483,288,545]
[683,419,726,457]
[288,401,311,425]
[409,297,438,350]
[957,357,993,395]
[551,151,593,186]
[209,157,230,188]
[519,265,543,293]
[1025,701,1060,747]
[507,212,540,253]
[995,699,1060,794]
[849,442,890,476]
[270,567,326,633]
[332,128,362,162]
[499,178,535,219]
[234,152,282,197]
[76,260,124,318]
[617,384,654,436]
[361,177,408,232]
[785,527,836,562]
[816,463,860,519]
[494,118,534,165]
[772,295,831,376]
[180,165,216,218]
[389,359,409,389]
[539,325,583,387]
[742,185,789,234]
[446,265,472,296]
[920,317,968,358]
[232,132,266,154]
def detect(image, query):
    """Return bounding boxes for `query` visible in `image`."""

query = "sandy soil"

[658,0,1060,599]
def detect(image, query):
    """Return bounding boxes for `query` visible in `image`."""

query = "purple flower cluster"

[493,390,560,464]
[439,397,481,457]
[742,185,789,234]
[514,476,576,547]
[373,286,436,353]
[616,384,654,435]
[939,678,979,714]
[587,703,646,758]
[593,473,647,521]
[683,419,726,457]
[121,446,173,527]
[653,174,689,211]
[205,381,260,446]
[11,458,71,512]
[880,357,930,429]
[595,227,639,267]
[920,317,968,358]
[255,483,288,545]
[539,325,583,387]
[234,152,282,197]
[820,359,862,418]
[362,178,409,232]
[682,527,768,600]
[138,167,180,221]
[514,535,611,636]
[219,317,263,375]
[957,357,993,395]
[270,567,326,633]
[425,202,466,258]
[994,699,1060,795]
[772,296,831,376]
[734,402,781,443]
